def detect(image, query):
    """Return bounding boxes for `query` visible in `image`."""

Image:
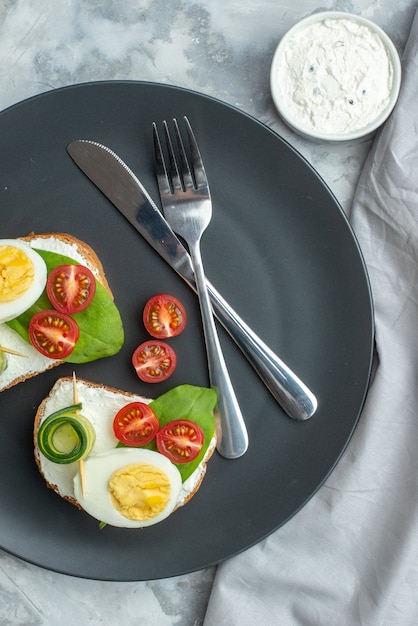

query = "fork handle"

[204,279,318,421]
[189,242,249,459]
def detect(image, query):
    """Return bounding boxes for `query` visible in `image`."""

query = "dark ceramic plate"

[0,81,373,581]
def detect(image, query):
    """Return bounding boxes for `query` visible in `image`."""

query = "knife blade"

[67,140,317,420]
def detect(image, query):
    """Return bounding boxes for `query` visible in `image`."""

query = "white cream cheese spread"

[37,379,152,498]
[0,237,98,390]
[275,17,394,135]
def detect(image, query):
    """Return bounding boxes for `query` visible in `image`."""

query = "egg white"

[73,448,183,528]
[0,239,47,323]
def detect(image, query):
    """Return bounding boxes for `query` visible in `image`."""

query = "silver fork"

[153,117,249,459]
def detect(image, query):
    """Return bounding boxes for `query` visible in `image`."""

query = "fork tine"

[154,117,208,196]
[153,120,185,194]
[172,118,194,190]
[163,120,183,192]
[183,116,208,191]
[152,122,171,196]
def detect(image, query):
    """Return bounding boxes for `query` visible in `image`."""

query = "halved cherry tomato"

[113,402,159,446]
[156,419,204,464]
[143,294,187,338]
[47,264,96,314]
[132,340,177,383]
[28,310,80,359]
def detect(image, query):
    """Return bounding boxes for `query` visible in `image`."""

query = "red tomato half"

[132,340,177,383]
[28,310,80,359]
[113,402,159,446]
[143,294,187,338]
[47,264,96,314]
[156,419,204,464]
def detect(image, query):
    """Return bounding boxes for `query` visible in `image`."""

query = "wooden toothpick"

[72,371,79,404]
[0,344,28,357]
[73,372,85,497]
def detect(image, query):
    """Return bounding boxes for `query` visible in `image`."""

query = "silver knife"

[67,140,317,420]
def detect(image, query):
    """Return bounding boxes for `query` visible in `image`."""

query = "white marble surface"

[0,1,416,624]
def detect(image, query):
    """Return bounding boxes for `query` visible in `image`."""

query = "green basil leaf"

[149,384,217,482]
[5,249,124,363]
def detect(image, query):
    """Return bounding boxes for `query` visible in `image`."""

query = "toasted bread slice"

[0,233,114,392]
[34,377,216,516]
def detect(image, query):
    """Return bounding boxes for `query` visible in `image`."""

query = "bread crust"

[1,359,57,393]
[33,377,216,516]
[21,232,112,296]
[175,436,216,509]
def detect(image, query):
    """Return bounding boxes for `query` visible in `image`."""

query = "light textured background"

[0,1,416,624]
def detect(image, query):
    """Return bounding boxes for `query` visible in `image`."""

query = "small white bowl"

[270,12,401,142]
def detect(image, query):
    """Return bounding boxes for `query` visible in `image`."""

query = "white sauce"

[276,17,394,135]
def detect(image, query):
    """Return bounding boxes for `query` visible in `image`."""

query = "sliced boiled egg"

[0,239,47,323]
[73,448,182,528]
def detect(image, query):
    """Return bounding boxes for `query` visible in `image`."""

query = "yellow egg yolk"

[0,245,35,303]
[108,463,172,521]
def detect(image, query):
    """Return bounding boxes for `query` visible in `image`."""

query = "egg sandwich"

[34,377,217,528]
[0,233,124,391]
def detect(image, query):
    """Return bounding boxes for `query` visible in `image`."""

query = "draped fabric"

[204,11,418,626]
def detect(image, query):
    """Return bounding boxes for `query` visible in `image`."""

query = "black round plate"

[0,81,373,581]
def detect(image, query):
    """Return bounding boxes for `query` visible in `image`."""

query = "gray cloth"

[204,10,418,626]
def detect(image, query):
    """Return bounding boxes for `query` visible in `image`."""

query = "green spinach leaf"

[6,249,124,363]
[149,384,217,482]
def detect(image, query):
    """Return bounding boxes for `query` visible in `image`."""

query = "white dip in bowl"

[270,12,401,141]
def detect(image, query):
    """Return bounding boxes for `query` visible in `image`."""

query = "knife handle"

[205,278,318,420]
